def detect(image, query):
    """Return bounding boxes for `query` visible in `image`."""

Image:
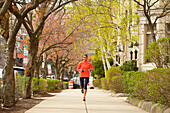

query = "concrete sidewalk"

[25,89,149,113]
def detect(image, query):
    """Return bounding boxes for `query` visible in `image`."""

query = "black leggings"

[80,77,89,89]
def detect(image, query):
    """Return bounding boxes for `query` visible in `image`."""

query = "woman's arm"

[89,63,93,71]
[77,63,81,72]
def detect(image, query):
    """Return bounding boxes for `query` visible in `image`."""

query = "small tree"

[91,55,105,78]
[120,60,138,73]
[145,37,170,68]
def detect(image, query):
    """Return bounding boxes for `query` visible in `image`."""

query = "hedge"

[15,77,62,98]
[106,67,121,79]
[15,76,30,99]
[123,68,170,106]
[101,78,109,90]
[47,79,61,92]
[93,68,169,106]
[106,66,123,93]
[120,60,138,74]
[93,78,102,88]
[110,76,124,93]
[32,77,47,94]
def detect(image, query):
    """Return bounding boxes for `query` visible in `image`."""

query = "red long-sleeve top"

[77,61,93,77]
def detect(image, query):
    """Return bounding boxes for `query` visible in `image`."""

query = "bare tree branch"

[154,1,170,24]
[134,0,144,6]
[39,22,82,56]
[34,7,64,35]
[150,0,159,8]
[0,0,13,22]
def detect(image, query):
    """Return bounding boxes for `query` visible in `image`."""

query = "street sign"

[24,46,28,56]
[47,64,52,75]
[23,57,28,67]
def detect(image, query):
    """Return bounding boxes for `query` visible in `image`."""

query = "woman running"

[77,54,93,101]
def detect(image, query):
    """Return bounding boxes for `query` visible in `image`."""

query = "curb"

[126,98,170,113]
[95,87,170,113]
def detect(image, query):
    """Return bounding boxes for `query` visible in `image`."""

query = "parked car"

[0,67,25,87]
[87,76,94,89]
[13,66,25,76]
[70,77,80,89]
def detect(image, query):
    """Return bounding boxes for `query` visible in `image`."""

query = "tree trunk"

[101,53,107,77]
[2,19,22,107]
[3,43,15,107]
[56,66,60,80]
[105,57,111,69]
[55,57,60,80]
[34,56,43,78]
[60,69,65,88]
[104,47,111,69]
[68,67,72,81]
[24,38,39,99]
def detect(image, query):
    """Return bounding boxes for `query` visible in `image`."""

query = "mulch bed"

[0,89,62,113]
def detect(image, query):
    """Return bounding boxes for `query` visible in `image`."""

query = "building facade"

[138,1,170,71]
[114,0,170,71]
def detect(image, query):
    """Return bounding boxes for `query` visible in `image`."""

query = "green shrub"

[55,79,61,90]
[123,69,170,106]
[108,58,114,66]
[94,74,102,79]
[91,55,105,78]
[47,79,57,92]
[145,37,170,68]
[145,69,170,106]
[123,71,147,99]
[39,78,47,94]
[93,78,101,88]
[15,76,30,99]
[32,77,40,94]
[15,77,62,99]
[106,66,123,92]
[109,76,124,93]
[93,79,99,87]
[106,66,121,78]
[63,82,68,89]
[101,78,109,90]
[120,60,138,74]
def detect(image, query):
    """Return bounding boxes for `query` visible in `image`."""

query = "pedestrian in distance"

[77,54,93,101]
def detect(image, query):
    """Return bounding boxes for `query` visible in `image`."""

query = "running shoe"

[81,89,84,93]
[83,97,86,101]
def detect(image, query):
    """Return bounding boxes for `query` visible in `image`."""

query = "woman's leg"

[83,77,89,99]
[80,77,84,92]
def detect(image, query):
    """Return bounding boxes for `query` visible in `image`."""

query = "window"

[130,51,133,60]
[146,25,155,48]
[147,34,154,48]
[144,24,156,63]
[147,25,156,32]
[118,56,120,64]
[167,24,170,38]
[116,55,118,62]
[168,24,170,31]
[135,50,138,59]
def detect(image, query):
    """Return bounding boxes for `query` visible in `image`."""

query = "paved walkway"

[25,89,148,113]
